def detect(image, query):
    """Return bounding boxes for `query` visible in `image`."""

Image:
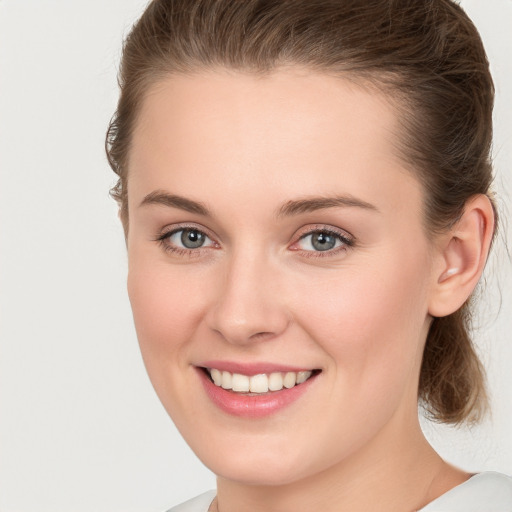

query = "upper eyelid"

[157,222,215,240]
[294,224,354,241]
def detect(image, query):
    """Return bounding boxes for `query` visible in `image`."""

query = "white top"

[166,472,512,512]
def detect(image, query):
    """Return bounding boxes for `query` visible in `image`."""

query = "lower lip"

[197,369,317,418]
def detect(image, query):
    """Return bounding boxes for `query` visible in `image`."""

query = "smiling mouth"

[203,368,320,394]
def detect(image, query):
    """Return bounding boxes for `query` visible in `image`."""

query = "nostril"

[209,324,285,346]
[249,331,276,342]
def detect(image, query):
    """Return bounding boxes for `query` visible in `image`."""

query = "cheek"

[294,253,431,396]
[126,258,206,368]
[126,257,215,424]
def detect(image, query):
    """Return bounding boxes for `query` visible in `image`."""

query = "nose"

[206,250,290,346]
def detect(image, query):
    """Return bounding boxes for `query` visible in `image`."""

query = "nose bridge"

[207,246,288,345]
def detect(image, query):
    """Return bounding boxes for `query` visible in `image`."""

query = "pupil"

[312,232,336,251]
[181,229,205,249]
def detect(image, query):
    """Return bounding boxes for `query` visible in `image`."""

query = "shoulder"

[165,490,216,512]
[420,472,512,511]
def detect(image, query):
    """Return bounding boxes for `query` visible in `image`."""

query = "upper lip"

[197,360,318,376]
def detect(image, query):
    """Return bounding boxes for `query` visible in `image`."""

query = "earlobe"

[428,195,495,317]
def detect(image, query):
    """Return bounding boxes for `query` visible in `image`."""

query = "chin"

[210,457,309,487]
[184,430,324,487]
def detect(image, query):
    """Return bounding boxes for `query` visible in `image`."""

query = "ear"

[428,194,495,318]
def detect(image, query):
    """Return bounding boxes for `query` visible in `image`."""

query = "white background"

[0,1,510,511]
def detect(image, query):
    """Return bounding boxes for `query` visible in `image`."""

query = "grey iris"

[181,229,205,249]
[311,232,336,251]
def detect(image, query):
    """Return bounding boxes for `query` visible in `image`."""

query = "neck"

[215,416,469,512]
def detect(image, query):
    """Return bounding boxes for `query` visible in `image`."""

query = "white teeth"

[283,372,296,389]
[210,368,222,386]
[221,371,232,389]
[268,372,284,391]
[208,369,314,394]
[232,373,250,392]
[296,370,312,384]
[250,374,269,393]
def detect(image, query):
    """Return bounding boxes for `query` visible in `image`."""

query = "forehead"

[132,67,399,164]
[128,68,421,218]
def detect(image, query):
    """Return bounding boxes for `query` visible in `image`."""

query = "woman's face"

[127,68,437,485]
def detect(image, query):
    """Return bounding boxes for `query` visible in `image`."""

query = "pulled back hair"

[106,0,496,424]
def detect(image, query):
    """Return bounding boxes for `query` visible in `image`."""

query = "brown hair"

[106,0,496,424]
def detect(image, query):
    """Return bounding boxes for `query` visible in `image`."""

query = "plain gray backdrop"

[0,1,511,511]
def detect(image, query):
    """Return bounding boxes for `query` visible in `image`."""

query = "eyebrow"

[139,190,378,217]
[276,195,379,217]
[139,190,210,216]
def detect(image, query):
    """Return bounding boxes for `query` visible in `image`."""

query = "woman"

[106,1,512,510]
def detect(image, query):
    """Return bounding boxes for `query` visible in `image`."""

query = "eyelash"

[155,224,217,258]
[292,227,354,258]
[154,224,355,259]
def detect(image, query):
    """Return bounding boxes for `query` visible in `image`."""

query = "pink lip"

[198,360,313,376]
[196,366,319,418]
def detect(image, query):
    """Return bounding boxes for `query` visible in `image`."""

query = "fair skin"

[125,68,494,512]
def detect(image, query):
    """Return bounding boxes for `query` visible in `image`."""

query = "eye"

[293,228,354,255]
[173,228,208,249]
[158,227,216,253]
[299,231,339,251]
